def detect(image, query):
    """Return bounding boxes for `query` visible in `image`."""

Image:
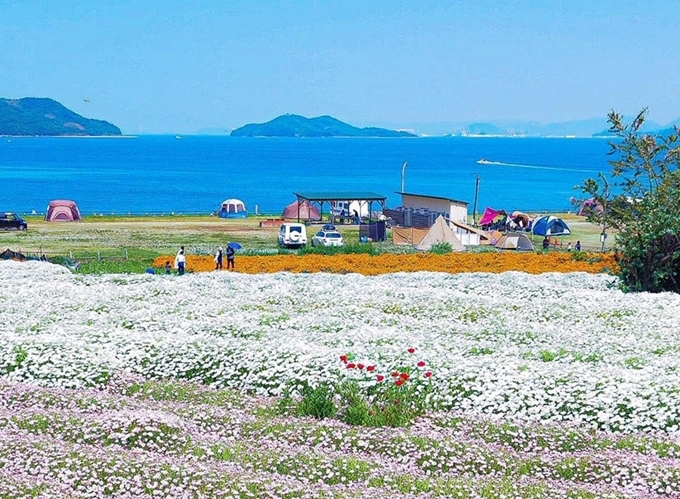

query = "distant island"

[0,98,121,136]
[230,114,416,138]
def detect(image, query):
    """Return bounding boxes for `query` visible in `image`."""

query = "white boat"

[476,158,491,164]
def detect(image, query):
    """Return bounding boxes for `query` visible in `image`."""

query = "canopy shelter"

[293,191,387,223]
[45,200,81,222]
[281,199,320,220]
[479,207,506,227]
[532,215,571,237]
[509,211,532,230]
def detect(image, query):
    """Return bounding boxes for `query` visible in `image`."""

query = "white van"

[278,223,308,248]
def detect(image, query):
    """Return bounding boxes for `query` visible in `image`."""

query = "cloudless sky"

[1,0,679,134]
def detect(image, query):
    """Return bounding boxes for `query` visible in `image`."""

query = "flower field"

[2,260,680,497]
[153,252,618,275]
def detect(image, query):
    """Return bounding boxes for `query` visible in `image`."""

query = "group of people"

[165,245,235,275]
[213,245,235,270]
[542,237,581,252]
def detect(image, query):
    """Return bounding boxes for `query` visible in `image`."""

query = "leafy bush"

[428,242,453,254]
[580,109,680,293]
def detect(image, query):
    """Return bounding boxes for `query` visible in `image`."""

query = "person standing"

[174,247,186,275]
[226,245,235,270]
[215,247,223,270]
[575,240,582,252]
[164,260,172,274]
[566,242,572,251]
[542,236,550,251]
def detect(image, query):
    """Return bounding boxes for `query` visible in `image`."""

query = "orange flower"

[153,252,619,276]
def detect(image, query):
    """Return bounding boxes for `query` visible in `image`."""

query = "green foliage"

[295,384,338,419]
[428,241,453,254]
[298,242,378,256]
[580,109,680,293]
[337,379,428,427]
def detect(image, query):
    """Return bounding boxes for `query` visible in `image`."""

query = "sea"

[0,136,613,216]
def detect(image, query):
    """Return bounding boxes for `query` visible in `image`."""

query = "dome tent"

[218,199,247,219]
[531,215,571,237]
[45,200,82,222]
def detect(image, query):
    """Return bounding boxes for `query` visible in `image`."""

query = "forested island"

[0,98,121,136]
[230,114,416,137]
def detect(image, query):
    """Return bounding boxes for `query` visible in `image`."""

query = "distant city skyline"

[1,1,678,134]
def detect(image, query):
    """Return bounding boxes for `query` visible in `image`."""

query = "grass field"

[0,213,610,266]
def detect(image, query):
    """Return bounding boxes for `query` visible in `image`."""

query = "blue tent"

[217,198,247,219]
[532,215,571,237]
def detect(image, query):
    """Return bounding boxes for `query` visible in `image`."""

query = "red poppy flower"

[407,348,415,354]
[376,375,385,382]
[391,371,399,377]
[366,365,375,372]
[395,379,404,386]
[400,373,410,380]
[424,371,432,378]
[357,363,364,370]
[340,355,348,363]
[346,363,356,369]
[417,361,426,367]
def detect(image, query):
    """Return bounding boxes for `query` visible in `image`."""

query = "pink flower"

[400,373,410,380]
[357,363,365,370]
[395,379,404,386]
[424,371,432,378]
[391,371,399,377]
[366,365,375,372]
[417,361,426,368]
[346,363,356,369]
[407,347,415,354]
[376,375,385,382]
[340,355,348,363]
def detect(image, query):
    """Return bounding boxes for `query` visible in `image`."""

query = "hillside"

[0,98,121,136]
[230,114,416,137]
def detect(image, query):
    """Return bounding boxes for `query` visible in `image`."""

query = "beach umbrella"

[227,242,242,250]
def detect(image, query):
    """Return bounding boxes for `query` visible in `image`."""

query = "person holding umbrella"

[226,242,240,269]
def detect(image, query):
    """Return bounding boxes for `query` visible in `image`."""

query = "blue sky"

[2,0,678,134]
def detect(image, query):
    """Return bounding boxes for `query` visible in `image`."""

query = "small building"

[397,192,469,224]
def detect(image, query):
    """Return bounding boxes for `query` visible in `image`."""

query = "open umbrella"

[227,242,242,250]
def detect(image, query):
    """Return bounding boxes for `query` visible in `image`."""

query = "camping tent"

[218,199,247,218]
[494,232,534,251]
[45,200,81,222]
[281,200,320,220]
[415,215,465,251]
[532,215,571,237]
[577,198,603,216]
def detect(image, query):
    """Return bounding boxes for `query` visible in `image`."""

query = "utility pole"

[472,175,480,225]
[401,162,408,193]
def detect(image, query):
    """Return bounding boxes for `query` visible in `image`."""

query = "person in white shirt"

[174,246,186,275]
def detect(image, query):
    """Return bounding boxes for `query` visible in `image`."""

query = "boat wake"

[476,159,599,173]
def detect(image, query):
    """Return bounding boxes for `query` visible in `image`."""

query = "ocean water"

[0,136,612,216]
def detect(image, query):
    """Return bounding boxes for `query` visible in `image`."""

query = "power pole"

[472,175,480,225]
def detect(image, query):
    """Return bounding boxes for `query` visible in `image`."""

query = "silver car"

[311,230,344,247]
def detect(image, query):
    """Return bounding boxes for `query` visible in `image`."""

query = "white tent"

[415,215,465,251]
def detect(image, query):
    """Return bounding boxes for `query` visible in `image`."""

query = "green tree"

[580,109,680,292]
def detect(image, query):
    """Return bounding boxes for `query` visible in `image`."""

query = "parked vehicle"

[278,223,307,248]
[0,212,27,230]
[311,230,344,247]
